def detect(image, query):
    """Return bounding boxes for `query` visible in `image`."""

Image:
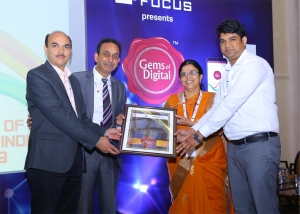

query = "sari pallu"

[164,91,234,214]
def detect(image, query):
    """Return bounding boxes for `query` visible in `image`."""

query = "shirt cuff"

[197,122,212,138]
[192,122,201,133]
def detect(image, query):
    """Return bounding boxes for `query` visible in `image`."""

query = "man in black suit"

[74,38,126,214]
[25,31,120,213]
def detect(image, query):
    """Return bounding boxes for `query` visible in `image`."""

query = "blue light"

[116,155,171,213]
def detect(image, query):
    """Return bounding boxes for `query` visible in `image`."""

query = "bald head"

[45,31,72,48]
[44,31,72,71]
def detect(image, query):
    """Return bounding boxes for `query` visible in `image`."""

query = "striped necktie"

[102,78,112,128]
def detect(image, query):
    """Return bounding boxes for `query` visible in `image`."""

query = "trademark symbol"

[173,41,178,45]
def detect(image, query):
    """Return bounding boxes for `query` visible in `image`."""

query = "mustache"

[56,54,66,57]
[105,62,113,66]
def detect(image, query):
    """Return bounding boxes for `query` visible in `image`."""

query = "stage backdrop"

[86,0,273,213]
[0,0,273,213]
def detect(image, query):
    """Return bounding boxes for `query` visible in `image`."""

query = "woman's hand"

[175,115,194,127]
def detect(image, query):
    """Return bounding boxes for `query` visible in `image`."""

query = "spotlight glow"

[140,185,148,193]
[117,155,171,213]
[132,181,149,193]
[133,183,140,189]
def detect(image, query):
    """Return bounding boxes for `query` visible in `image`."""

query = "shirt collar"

[225,49,249,71]
[49,61,72,81]
[93,66,111,84]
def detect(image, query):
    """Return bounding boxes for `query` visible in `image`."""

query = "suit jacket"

[73,69,127,168]
[25,61,105,173]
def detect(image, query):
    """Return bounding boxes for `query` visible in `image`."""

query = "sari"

[164,91,234,214]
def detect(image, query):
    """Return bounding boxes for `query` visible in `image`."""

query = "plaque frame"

[120,105,177,158]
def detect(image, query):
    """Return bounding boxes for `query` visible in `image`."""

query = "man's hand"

[175,115,194,127]
[105,128,122,140]
[27,114,32,129]
[95,137,120,155]
[174,128,194,143]
[176,132,201,156]
[115,114,125,126]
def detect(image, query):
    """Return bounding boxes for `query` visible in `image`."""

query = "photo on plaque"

[120,105,177,158]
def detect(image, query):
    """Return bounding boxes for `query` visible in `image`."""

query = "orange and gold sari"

[164,91,234,214]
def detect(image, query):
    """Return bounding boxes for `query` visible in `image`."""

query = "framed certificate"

[120,105,177,158]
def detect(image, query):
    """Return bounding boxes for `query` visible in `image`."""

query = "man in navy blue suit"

[25,31,121,213]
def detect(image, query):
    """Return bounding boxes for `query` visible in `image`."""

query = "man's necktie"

[102,78,112,128]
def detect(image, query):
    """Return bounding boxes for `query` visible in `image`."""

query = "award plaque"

[120,105,177,158]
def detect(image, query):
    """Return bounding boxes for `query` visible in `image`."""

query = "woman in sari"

[164,60,234,214]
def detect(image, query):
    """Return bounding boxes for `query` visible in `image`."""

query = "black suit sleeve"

[26,69,100,151]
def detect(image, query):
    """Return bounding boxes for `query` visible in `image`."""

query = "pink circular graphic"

[4,189,14,198]
[122,37,184,104]
[213,71,222,80]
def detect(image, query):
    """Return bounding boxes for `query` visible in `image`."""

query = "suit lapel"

[110,77,117,121]
[69,75,82,119]
[85,70,94,120]
[45,61,70,103]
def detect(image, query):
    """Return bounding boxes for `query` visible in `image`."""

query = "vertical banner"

[87,0,273,213]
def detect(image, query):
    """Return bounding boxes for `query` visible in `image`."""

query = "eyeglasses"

[180,70,199,77]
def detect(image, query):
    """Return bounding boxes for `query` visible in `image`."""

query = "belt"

[230,132,279,145]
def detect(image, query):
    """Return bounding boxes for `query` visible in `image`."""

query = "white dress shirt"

[92,66,112,125]
[50,62,77,117]
[193,49,279,140]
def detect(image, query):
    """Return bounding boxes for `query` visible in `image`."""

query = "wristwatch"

[193,133,203,144]
[104,130,109,137]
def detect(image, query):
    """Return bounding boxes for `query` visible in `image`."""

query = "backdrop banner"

[0,0,273,213]
[86,0,273,213]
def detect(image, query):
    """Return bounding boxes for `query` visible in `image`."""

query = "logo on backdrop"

[115,0,192,22]
[122,37,184,104]
[115,0,192,11]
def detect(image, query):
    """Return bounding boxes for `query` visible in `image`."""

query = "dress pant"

[78,150,120,214]
[26,145,82,214]
[227,136,281,214]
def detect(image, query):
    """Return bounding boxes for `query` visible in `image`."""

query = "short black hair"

[44,31,72,48]
[216,19,246,40]
[178,59,205,91]
[96,38,121,56]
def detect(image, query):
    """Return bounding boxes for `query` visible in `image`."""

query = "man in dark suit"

[74,38,127,214]
[25,31,121,213]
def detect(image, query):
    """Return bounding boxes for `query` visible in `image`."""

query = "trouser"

[26,146,82,214]
[78,150,120,214]
[227,136,281,214]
